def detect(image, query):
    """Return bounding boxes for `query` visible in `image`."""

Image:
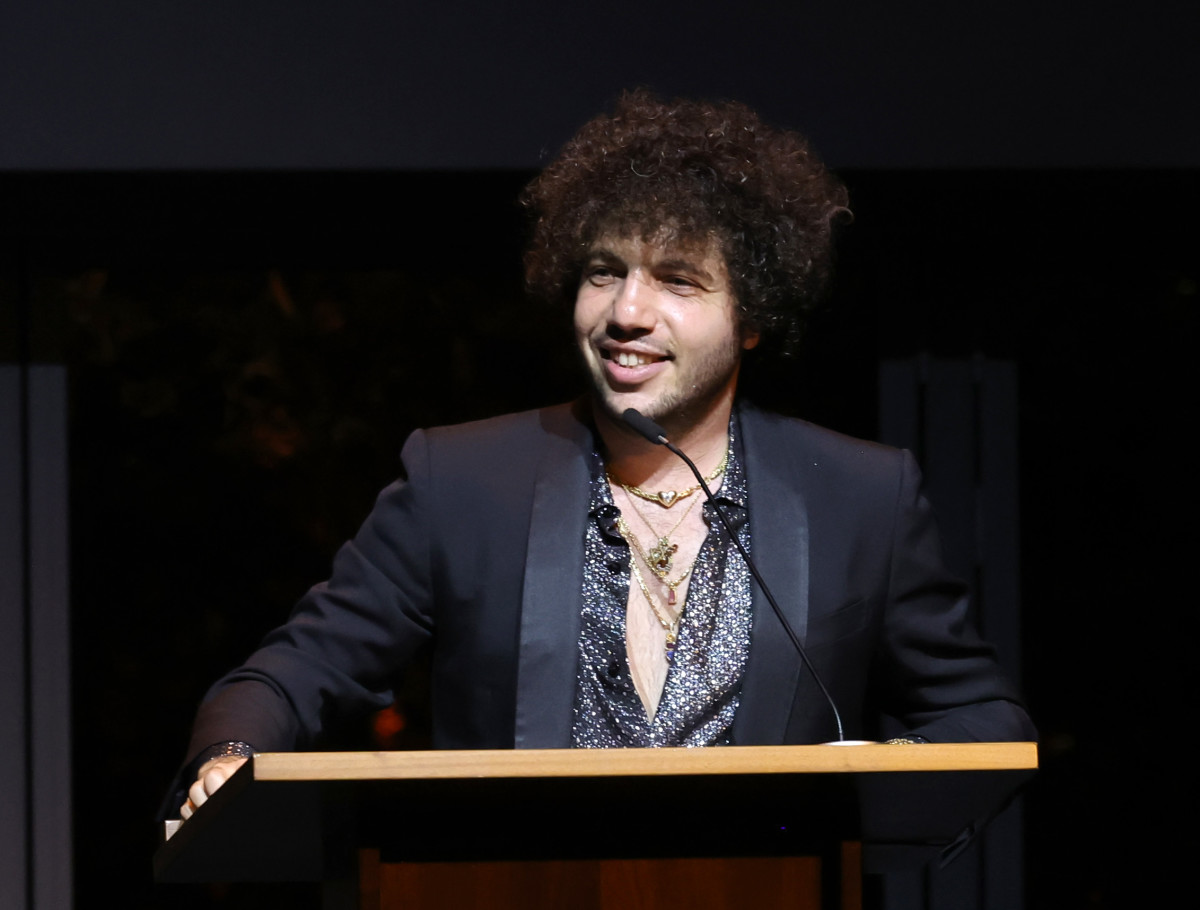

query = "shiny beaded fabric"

[571,426,753,748]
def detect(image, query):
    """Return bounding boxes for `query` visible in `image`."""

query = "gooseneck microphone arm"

[621,408,846,743]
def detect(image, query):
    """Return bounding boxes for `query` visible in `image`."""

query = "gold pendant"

[648,537,678,574]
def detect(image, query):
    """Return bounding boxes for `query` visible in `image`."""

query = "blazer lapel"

[732,405,814,744]
[514,405,594,748]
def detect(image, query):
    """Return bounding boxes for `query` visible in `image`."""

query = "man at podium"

[172,90,1035,822]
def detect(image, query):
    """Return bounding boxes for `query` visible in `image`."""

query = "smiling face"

[573,233,759,436]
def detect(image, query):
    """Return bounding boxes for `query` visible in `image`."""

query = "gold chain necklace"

[621,492,699,578]
[625,543,683,662]
[607,448,729,508]
[616,515,700,607]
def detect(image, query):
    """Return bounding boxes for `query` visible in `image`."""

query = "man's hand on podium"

[179,756,247,821]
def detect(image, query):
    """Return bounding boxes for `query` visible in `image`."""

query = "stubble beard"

[587,334,743,438]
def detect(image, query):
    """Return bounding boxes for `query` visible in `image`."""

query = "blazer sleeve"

[174,429,439,787]
[873,450,1037,743]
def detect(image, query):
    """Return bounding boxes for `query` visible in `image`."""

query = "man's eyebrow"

[582,248,718,284]
[654,257,716,283]
[584,248,623,264]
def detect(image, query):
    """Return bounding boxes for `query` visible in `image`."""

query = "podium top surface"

[245,741,1036,780]
[156,743,1037,883]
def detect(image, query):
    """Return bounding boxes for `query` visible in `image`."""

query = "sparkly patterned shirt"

[571,427,753,748]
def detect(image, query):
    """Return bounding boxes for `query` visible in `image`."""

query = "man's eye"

[587,267,615,284]
[663,275,698,291]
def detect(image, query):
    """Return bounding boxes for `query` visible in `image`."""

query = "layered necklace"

[609,449,730,661]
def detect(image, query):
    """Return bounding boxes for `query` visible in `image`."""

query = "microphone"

[621,408,847,743]
[621,408,671,446]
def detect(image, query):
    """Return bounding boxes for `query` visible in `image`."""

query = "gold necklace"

[608,448,729,508]
[616,515,700,607]
[626,547,682,662]
[621,492,699,577]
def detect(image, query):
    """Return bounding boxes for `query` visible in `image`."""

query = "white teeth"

[616,352,651,367]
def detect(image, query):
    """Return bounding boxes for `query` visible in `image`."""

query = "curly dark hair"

[521,89,851,357]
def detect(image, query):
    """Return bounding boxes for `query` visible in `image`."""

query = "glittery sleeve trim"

[193,740,257,767]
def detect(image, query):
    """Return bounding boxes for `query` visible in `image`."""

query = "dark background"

[4,2,1199,171]
[3,3,1198,908]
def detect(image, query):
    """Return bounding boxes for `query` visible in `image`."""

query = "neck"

[594,394,735,491]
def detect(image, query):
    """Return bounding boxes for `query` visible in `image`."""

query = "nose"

[607,271,654,339]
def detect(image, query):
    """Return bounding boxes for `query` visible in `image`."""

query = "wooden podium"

[154,743,1036,910]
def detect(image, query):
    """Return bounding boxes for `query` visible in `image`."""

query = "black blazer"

[186,401,1034,766]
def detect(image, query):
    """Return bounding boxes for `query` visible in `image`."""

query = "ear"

[741,326,761,350]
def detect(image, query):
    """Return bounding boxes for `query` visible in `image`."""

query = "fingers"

[177,756,248,821]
